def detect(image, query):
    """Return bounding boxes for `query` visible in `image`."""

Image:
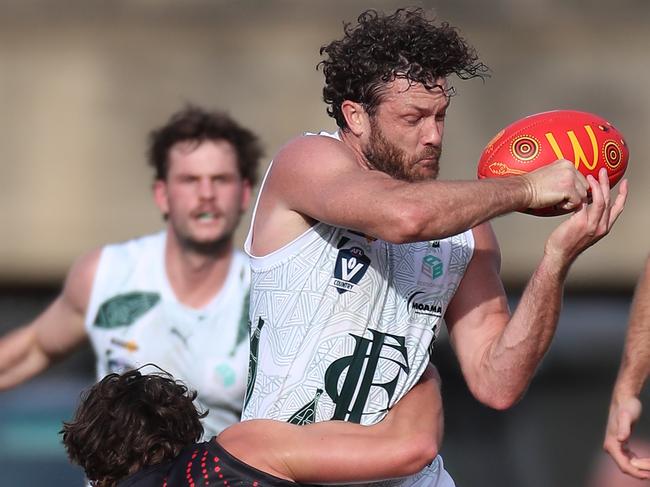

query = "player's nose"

[198,178,216,199]
[421,119,443,146]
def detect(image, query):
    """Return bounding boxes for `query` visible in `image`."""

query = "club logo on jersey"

[331,246,370,294]
[94,291,160,328]
[215,363,236,388]
[407,291,443,318]
[324,329,409,422]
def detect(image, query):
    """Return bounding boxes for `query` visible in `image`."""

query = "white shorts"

[353,455,455,487]
[400,455,455,487]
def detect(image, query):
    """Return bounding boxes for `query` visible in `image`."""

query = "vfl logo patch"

[331,247,370,294]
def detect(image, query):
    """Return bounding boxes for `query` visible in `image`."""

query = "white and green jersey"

[243,216,473,425]
[85,231,250,439]
[242,131,472,487]
[243,133,474,426]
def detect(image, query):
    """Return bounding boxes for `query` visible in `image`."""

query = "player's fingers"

[607,179,628,229]
[586,175,605,224]
[557,162,587,209]
[578,170,590,193]
[617,410,633,441]
[631,457,650,471]
[598,168,612,208]
[605,442,650,479]
[604,440,634,476]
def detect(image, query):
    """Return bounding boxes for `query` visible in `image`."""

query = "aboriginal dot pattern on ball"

[603,140,623,170]
[488,161,526,176]
[510,135,541,162]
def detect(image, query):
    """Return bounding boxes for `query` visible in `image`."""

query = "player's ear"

[341,100,370,137]
[153,179,170,218]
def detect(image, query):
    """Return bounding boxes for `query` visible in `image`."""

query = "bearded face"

[364,114,442,182]
[359,78,448,182]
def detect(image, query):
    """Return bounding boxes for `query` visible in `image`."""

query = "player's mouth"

[197,212,216,221]
[192,209,222,222]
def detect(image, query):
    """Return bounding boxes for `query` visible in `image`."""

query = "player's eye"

[404,116,421,125]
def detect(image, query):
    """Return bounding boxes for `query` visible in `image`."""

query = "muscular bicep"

[445,223,511,384]
[258,136,419,244]
[34,248,100,357]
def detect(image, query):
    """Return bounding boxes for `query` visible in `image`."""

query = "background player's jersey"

[85,231,250,438]
[117,439,294,487]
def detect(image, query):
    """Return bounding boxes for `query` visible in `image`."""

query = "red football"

[477,110,629,216]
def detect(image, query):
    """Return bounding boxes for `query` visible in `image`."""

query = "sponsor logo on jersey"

[331,246,370,294]
[422,255,444,280]
[407,291,443,318]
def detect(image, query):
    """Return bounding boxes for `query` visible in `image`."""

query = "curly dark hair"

[61,368,205,487]
[319,8,489,129]
[147,105,262,184]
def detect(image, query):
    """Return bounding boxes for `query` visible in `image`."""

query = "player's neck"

[164,231,234,309]
[339,129,373,170]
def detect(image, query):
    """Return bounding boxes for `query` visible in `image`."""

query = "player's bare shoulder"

[62,247,103,314]
[269,133,359,183]
[251,134,358,256]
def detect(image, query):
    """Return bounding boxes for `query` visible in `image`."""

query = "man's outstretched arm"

[217,364,442,483]
[0,249,99,390]
[603,254,650,479]
[255,135,589,249]
[446,169,627,409]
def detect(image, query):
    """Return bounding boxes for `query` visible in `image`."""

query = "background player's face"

[362,77,449,182]
[154,139,251,252]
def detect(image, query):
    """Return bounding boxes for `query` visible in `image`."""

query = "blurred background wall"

[0,0,648,485]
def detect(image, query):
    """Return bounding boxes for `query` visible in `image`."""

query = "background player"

[243,8,628,486]
[62,366,442,486]
[604,253,650,479]
[0,105,261,438]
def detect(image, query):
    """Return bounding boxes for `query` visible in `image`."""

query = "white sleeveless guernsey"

[243,131,473,487]
[85,231,250,439]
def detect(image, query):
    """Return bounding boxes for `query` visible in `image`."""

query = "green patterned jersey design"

[287,388,323,425]
[230,290,251,356]
[93,291,161,328]
[243,316,264,410]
